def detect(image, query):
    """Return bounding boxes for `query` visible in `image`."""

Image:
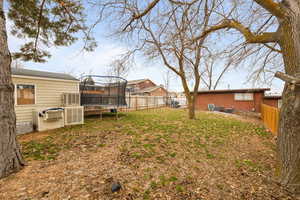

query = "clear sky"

[6,3,284,94]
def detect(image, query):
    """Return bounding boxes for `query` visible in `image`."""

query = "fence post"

[135,96,138,111]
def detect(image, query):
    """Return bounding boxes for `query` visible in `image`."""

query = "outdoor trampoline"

[80,75,127,114]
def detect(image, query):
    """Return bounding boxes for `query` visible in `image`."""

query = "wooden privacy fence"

[261,104,280,134]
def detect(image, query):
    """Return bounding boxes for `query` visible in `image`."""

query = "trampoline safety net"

[80,75,127,107]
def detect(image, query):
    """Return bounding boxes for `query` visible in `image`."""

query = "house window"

[234,93,253,101]
[278,99,282,108]
[16,84,35,105]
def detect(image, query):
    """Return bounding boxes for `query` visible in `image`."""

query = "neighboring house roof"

[127,79,151,85]
[264,95,282,99]
[168,92,177,96]
[132,86,166,94]
[195,88,270,94]
[12,68,78,81]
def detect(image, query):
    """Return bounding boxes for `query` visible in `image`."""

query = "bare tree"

[95,0,300,193]
[96,0,225,119]
[200,53,234,90]
[100,0,300,194]
[106,52,132,78]
[162,69,171,97]
[193,0,300,193]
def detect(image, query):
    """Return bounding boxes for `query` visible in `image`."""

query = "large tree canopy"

[7,0,96,62]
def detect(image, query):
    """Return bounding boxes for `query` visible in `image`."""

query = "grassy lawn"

[0,109,293,199]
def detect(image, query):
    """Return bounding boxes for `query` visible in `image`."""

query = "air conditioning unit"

[44,110,63,121]
[33,108,64,132]
[64,106,84,126]
[62,93,80,106]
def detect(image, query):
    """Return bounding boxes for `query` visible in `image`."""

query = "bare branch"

[123,0,161,31]
[140,19,181,77]
[194,19,279,44]
[33,0,46,56]
[213,59,233,90]
[253,0,285,18]
[263,43,282,53]
[168,0,199,6]
[255,15,273,34]
[275,71,300,84]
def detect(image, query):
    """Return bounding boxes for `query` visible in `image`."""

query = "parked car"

[171,100,180,108]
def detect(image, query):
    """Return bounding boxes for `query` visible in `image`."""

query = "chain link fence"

[119,95,187,111]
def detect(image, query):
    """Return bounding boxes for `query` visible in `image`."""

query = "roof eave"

[193,88,270,94]
[12,74,79,82]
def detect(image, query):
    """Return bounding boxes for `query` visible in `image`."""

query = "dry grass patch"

[0,109,295,200]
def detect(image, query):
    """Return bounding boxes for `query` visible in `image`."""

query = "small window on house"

[234,93,253,101]
[16,84,35,105]
[278,99,282,108]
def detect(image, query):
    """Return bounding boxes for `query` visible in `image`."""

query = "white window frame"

[15,83,36,106]
[234,93,253,101]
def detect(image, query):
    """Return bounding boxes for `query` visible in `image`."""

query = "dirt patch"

[18,130,53,143]
[206,111,264,125]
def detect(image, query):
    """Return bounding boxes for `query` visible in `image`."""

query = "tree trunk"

[187,95,196,119]
[277,10,300,194]
[181,78,196,119]
[0,0,24,178]
[183,89,197,120]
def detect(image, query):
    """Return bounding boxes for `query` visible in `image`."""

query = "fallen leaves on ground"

[0,109,295,200]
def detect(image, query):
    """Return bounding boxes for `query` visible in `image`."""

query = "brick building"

[127,79,156,91]
[195,88,270,112]
[126,79,168,96]
[263,95,282,108]
[132,86,168,96]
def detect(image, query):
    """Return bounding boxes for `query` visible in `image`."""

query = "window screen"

[234,93,253,101]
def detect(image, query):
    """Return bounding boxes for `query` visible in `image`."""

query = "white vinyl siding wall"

[12,76,79,123]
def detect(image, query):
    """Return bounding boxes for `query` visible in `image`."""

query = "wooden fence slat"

[261,104,279,134]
